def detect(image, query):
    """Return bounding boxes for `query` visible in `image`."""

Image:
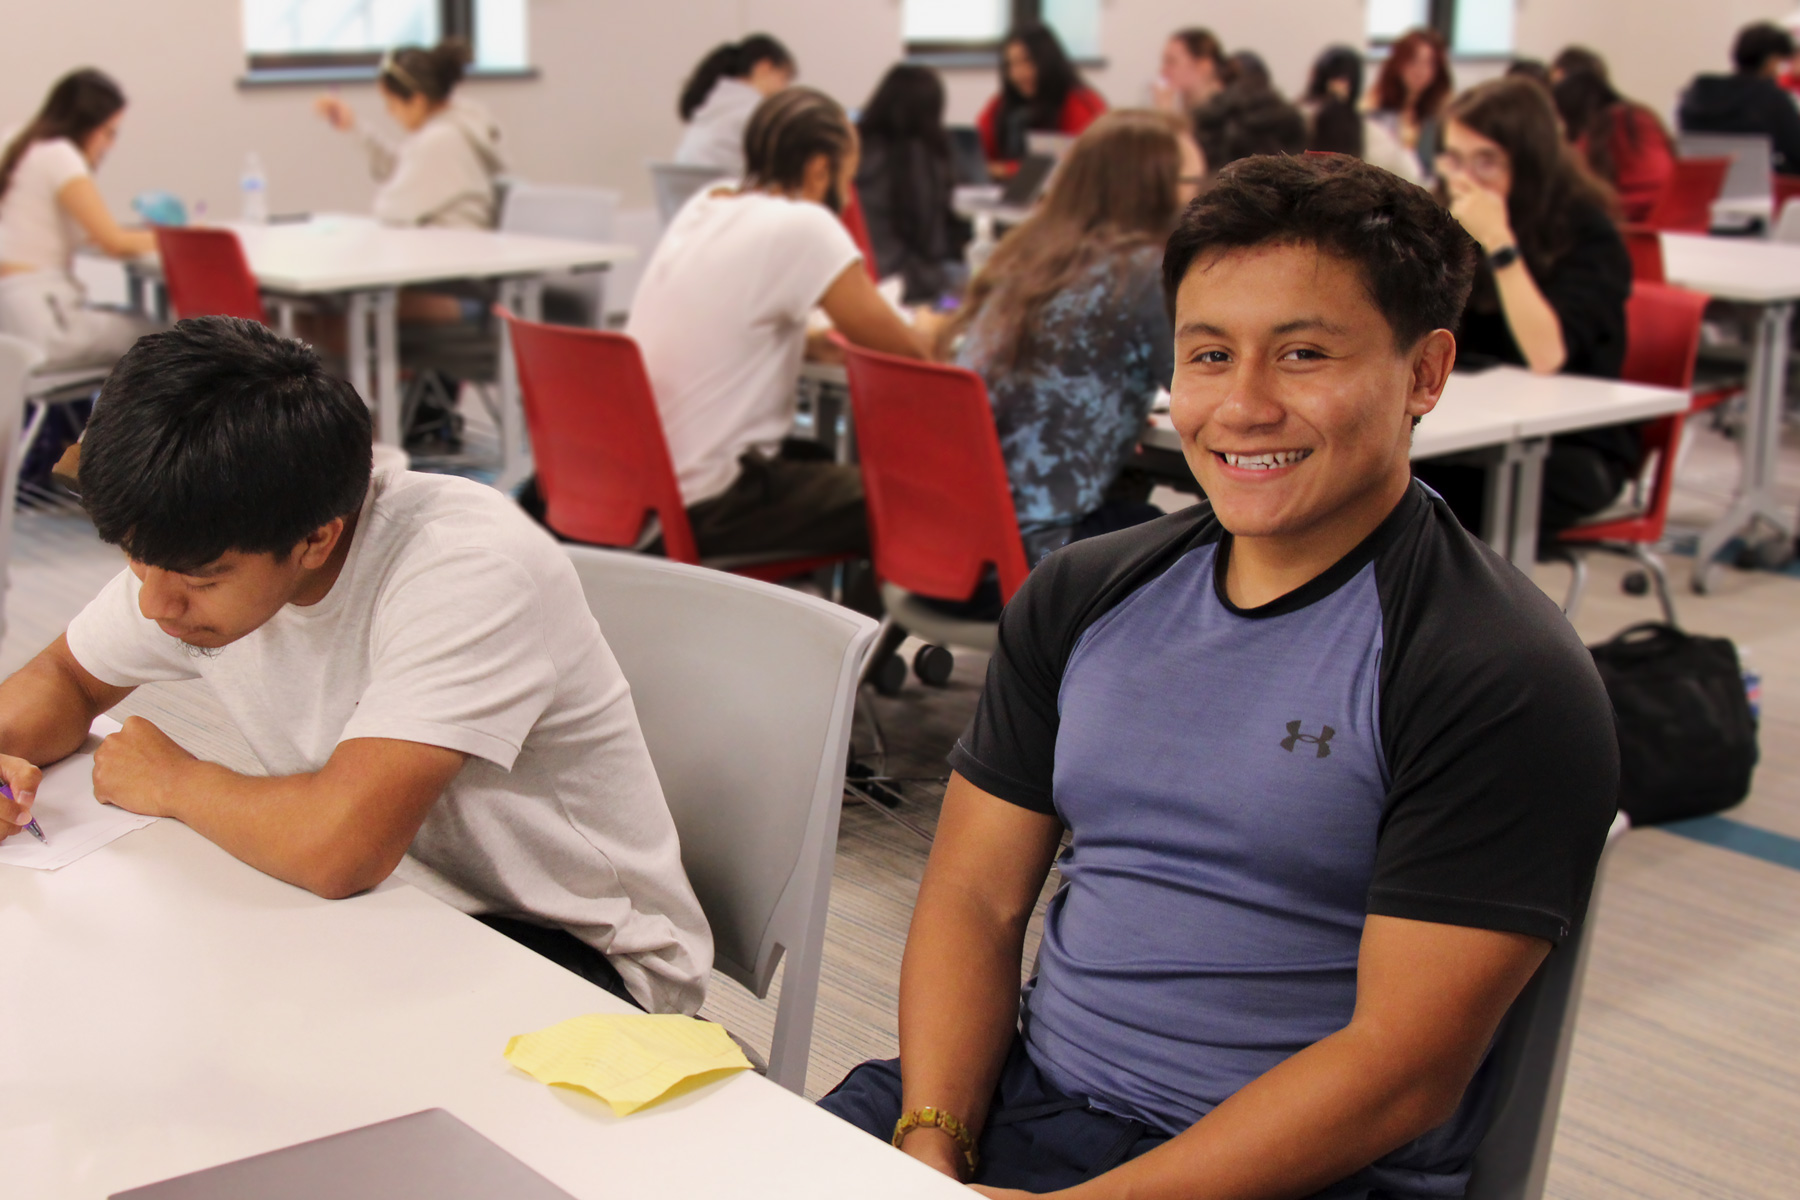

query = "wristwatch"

[1487,244,1521,271]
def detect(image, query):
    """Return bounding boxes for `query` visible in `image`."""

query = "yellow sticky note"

[504,1014,753,1116]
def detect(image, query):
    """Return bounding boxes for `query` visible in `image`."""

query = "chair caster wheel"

[913,644,954,687]
[1622,571,1649,597]
[871,654,907,697]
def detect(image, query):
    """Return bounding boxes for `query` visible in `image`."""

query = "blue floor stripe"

[1662,815,1800,871]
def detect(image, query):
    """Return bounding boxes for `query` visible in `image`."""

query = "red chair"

[497,308,850,582]
[841,342,1029,689]
[1639,157,1730,233]
[152,227,267,323]
[1773,174,1800,224]
[1555,282,1712,623]
[1623,226,1664,284]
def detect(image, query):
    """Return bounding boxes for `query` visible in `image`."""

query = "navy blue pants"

[818,1037,1169,1192]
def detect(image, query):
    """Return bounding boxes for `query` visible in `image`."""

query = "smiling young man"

[0,317,711,1014]
[817,155,1619,1196]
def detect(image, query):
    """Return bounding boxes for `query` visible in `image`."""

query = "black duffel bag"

[1588,622,1758,825]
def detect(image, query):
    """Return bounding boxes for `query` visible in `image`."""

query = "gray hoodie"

[362,97,507,229]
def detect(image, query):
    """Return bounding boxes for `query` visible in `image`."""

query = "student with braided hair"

[628,87,930,562]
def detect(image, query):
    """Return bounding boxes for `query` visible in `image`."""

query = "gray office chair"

[648,162,731,227]
[0,334,48,647]
[1464,812,1630,1200]
[1676,132,1774,230]
[563,548,878,1094]
[500,182,622,328]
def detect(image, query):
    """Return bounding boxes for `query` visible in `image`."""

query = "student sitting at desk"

[0,68,157,370]
[948,111,1198,572]
[1417,77,1634,539]
[0,317,712,1016]
[627,87,929,564]
[673,35,797,177]
[818,152,1619,1198]
[977,23,1107,166]
[1678,22,1800,174]
[854,64,966,305]
[1553,66,1675,224]
[314,38,506,231]
[1367,28,1452,183]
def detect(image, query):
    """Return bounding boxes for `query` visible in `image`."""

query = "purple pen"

[0,781,47,845]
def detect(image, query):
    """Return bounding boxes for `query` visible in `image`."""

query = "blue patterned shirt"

[956,245,1173,562]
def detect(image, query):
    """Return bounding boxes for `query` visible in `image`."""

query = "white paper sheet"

[0,716,156,871]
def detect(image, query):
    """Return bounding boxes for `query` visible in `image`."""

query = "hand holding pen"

[0,757,48,844]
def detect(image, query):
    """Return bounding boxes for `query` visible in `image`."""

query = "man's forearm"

[1063,1025,1476,1200]
[0,647,114,766]
[896,882,1035,1164]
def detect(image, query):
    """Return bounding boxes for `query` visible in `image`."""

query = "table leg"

[1695,300,1795,592]
[493,278,542,492]
[347,291,374,424]
[274,300,296,340]
[375,288,401,448]
[1509,437,1549,571]
[1479,444,1515,558]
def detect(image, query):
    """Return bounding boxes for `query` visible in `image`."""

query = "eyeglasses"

[1436,148,1507,178]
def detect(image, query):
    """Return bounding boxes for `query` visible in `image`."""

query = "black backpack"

[1588,622,1758,825]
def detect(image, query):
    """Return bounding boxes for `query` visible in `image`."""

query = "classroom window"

[242,0,528,75]
[1367,0,1514,57]
[904,0,1101,60]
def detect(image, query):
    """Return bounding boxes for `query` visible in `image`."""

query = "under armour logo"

[1281,721,1335,758]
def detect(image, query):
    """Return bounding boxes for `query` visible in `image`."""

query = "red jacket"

[1578,104,1674,224]
[976,86,1108,162]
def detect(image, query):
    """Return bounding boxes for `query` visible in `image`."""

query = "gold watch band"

[893,1105,980,1175]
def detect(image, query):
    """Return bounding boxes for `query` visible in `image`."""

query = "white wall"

[1514,0,1796,124]
[2,0,1791,222]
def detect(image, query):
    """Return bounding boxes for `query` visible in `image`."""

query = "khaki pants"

[0,270,157,372]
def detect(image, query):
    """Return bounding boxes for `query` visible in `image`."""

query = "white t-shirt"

[66,469,713,1014]
[0,138,89,273]
[673,78,762,176]
[626,189,861,505]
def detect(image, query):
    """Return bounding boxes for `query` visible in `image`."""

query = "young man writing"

[819,154,1618,1196]
[0,317,711,1014]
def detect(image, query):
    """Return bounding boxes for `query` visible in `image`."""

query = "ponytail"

[678,33,796,121]
[380,37,471,105]
[0,68,126,202]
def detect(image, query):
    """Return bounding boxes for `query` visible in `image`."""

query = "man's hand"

[92,716,196,819]
[0,753,44,844]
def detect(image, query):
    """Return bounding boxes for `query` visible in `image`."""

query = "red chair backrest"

[1640,157,1730,233]
[1621,281,1710,391]
[152,227,267,323]
[498,309,700,562]
[1623,226,1664,284]
[1775,173,1800,225]
[842,344,1030,605]
[839,186,881,282]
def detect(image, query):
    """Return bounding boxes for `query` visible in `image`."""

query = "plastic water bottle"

[966,212,997,275]
[239,153,269,224]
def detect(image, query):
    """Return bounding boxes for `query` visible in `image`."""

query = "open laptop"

[109,1109,579,1200]
[1000,154,1058,208]
[948,126,989,185]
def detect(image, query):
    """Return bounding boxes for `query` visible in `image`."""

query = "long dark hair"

[0,69,125,202]
[1447,77,1618,283]
[859,66,951,272]
[679,34,795,121]
[1305,46,1365,157]
[1372,29,1452,119]
[952,110,1187,370]
[999,23,1082,133]
[379,38,470,105]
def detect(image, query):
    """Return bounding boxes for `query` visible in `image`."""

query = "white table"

[1142,365,1689,569]
[0,816,961,1199]
[1661,231,1800,590]
[135,217,635,491]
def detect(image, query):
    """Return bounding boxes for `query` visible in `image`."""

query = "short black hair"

[1734,22,1795,74]
[81,316,373,572]
[1163,154,1478,350]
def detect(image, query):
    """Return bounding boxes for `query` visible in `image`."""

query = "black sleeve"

[1371,512,1619,943]
[948,509,1220,814]
[1761,85,1800,174]
[1540,207,1631,379]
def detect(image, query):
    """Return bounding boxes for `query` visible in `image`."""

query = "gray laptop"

[110,1109,580,1200]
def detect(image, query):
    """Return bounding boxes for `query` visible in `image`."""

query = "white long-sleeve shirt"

[362,97,507,229]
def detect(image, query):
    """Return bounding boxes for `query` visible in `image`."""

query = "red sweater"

[1578,104,1674,224]
[976,86,1108,162]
